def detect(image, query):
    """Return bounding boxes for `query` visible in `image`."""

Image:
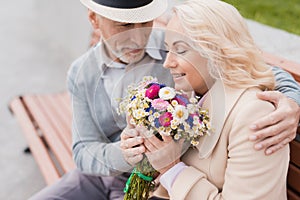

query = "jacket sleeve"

[170,99,289,200]
[273,66,300,106]
[66,58,132,176]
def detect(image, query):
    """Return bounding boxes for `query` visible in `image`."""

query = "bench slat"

[23,95,76,173]
[263,52,300,83]
[9,97,60,185]
[288,189,300,200]
[38,94,72,148]
[291,139,300,168]
[287,163,300,196]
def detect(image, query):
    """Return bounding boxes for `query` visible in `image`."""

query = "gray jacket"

[67,30,173,176]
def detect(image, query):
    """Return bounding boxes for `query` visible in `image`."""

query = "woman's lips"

[172,73,186,79]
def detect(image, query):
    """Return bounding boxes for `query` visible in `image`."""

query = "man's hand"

[249,91,300,155]
[120,123,145,166]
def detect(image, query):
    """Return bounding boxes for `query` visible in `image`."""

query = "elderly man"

[31,0,300,199]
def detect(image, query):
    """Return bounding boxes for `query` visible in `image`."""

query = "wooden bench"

[8,30,300,196]
[9,92,75,185]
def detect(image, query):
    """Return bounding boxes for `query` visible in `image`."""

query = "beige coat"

[154,80,289,200]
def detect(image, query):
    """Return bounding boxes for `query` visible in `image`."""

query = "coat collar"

[196,79,247,158]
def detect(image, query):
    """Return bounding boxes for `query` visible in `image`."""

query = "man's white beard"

[103,40,146,64]
[118,50,146,64]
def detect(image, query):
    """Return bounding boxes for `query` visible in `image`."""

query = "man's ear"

[88,10,100,29]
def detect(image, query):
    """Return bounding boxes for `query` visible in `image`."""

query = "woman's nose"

[163,51,176,69]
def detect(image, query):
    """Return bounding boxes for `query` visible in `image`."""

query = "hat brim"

[80,0,168,23]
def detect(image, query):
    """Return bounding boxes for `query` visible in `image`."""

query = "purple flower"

[159,112,173,127]
[145,84,160,99]
[173,94,189,106]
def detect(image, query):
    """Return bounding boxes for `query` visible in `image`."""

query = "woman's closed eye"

[174,42,190,55]
[175,46,188,55]
[164,41,190,55]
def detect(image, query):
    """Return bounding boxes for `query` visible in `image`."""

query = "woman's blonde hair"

[173,0,275,90]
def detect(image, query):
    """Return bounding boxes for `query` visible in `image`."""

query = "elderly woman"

[126,0,290,199]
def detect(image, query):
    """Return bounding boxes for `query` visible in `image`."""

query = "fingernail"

[254,143,263,150]
[266,149,272,155]
[249,135,257,141]
[249,124,257,130]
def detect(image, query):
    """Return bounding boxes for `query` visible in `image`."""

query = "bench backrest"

[263,52,300,200]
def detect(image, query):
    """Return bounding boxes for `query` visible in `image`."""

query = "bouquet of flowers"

[118,76,211,200]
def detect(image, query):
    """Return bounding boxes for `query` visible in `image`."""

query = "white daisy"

[158,87,176,100]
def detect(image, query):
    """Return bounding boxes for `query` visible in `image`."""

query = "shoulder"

[231,87,275,127]
[68,47,98,80]
[66,46,101,95]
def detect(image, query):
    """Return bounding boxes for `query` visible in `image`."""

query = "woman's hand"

[137,126,184,175]
[120,123,145,166]
[249,91,300,155]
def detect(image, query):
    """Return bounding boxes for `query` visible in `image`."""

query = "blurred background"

[1,0,299,199]
[0,1,90,199]
[224,0,300,36]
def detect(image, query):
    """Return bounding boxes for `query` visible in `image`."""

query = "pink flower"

[145,84,160,99]
[159,112,173,127]
[152,99,169,111]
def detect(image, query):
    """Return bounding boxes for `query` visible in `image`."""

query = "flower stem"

[124,157,157,200]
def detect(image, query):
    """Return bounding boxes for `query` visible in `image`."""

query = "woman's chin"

[174,84,192,93]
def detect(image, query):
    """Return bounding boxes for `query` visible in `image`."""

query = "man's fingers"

[123,146,145,157]
[120,136,143,149]
[256,91,282,105]
[121,128,139,140]
[249,120,285,141]
[253,129,290,151]
[249,111,282,131]
[264,137,291,155]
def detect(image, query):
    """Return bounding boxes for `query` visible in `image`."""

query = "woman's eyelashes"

[164,42,189,55]
[176,49,187,55]
[162,47,187,55]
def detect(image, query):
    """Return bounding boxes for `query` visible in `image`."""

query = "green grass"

[222,0,300,35]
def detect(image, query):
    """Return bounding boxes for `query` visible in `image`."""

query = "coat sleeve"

[170,99,289,200]
[67,58,132,176]
[272,66,300,106]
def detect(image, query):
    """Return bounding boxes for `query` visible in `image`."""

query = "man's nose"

[130,28,147,46]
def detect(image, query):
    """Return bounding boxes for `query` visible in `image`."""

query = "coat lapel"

[196,80,247,158]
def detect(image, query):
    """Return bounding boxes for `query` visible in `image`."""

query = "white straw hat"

[80,0,168,23]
